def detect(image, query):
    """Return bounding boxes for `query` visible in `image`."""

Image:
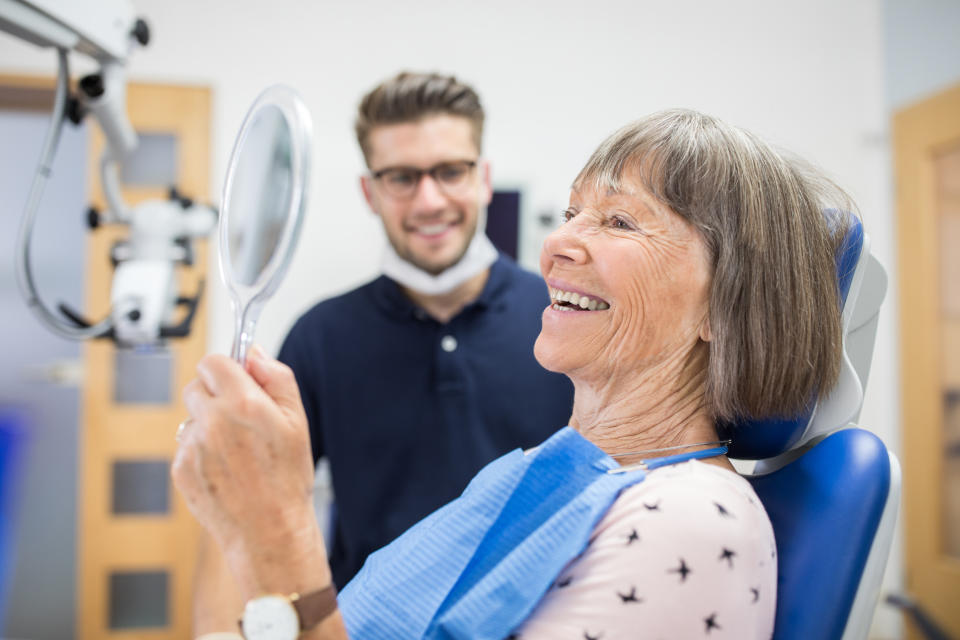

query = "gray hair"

[574,109,854,422]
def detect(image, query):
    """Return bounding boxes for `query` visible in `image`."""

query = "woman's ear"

[699,315,712,342]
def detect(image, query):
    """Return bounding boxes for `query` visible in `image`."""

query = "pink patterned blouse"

[512,459,777,640]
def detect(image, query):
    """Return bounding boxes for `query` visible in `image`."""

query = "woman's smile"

[546,280,611,312]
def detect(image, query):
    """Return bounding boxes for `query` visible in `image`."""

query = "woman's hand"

[172,346,330,599]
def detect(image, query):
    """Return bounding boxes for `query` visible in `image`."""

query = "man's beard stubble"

[391,215,478,276]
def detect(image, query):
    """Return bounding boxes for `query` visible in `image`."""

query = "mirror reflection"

[225,105,293,287]
[218,84,311,365]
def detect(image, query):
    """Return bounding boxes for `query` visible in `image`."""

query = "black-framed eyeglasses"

[370,160,478,199]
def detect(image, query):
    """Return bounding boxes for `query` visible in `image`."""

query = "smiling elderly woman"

[173,109,851,640]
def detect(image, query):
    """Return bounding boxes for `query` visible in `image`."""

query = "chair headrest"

[720,212,886,460]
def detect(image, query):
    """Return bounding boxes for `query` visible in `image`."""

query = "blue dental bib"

[338,427,716,639]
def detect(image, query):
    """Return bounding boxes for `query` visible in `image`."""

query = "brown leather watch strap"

[292,584,338,631]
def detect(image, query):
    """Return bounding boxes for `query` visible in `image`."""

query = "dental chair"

[719,214,900,640]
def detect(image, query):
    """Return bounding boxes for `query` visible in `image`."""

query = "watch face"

[242,595,300,640]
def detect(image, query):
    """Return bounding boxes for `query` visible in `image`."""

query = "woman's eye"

[610,216,633,230]
[560,209,576,224]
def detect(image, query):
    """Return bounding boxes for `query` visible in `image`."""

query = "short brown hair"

[355,71,485,164]
[574,109,854,422]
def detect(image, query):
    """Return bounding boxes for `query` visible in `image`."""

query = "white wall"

[885,0,960,110]
[0,0,902,636]
[0,0,892,355]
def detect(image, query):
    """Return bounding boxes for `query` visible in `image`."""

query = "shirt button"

[441,335,458,352]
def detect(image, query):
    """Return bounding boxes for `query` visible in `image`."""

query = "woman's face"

[534,177,713,386]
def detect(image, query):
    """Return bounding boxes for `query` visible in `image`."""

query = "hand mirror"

[219,85,312,364]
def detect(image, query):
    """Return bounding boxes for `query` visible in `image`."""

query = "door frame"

[894,82,960,636]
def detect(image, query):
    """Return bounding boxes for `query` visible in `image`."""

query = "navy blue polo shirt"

[278,255,574,587]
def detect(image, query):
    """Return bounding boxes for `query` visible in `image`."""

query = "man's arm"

[193,530,243,636]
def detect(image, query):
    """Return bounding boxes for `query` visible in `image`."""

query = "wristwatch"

[240,585,337,640]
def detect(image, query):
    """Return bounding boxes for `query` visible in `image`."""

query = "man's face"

[361,114,491,275]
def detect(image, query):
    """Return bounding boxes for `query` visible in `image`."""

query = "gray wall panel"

[1,109,88,640]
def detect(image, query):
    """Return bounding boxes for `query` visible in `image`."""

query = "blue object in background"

[0,108,86,639]
[486,190,520,260]
[0,407,30,630]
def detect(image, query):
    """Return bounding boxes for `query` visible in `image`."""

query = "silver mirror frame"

[219,85,312,364]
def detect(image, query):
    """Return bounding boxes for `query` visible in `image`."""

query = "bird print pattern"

[508,459,777,639]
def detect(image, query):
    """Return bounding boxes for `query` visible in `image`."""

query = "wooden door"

[76,82,211,639]
[894,82,960,637]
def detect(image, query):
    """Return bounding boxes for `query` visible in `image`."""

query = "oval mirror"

[219,85,312,364]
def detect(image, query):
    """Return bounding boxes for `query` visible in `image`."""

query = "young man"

[193,72,572,634]
[281,71,573,587]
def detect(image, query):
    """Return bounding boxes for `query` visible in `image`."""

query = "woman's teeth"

[549,288,610,311]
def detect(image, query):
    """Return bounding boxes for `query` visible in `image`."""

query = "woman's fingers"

[193,353,283,430]
[172,346,321,593]
[245,345,305,416]
[182,378,213,422]
[193,350,303,425]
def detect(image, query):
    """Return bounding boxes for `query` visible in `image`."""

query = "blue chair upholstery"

[751,429,893,639]
[719,214,900,640]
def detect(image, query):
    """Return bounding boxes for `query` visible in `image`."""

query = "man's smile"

[405,216,463,240]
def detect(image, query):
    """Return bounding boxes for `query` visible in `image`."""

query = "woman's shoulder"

[514,460,777,640]
[589,461,778,578]
[598,460,773,541]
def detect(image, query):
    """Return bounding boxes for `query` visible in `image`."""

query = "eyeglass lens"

[375,160,476,198]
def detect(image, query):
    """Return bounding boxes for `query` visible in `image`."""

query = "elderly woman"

[173,109,849,640]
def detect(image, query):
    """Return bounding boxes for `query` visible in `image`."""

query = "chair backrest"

[719,214,901,640]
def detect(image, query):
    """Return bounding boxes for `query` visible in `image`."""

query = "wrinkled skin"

[535,179,721,457]
[172,348,330,600]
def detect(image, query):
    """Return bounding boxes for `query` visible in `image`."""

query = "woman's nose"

[541,220,589,265]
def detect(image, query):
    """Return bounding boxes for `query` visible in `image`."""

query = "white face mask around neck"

[380,184,498,296]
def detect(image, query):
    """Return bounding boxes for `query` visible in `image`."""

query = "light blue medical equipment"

[720,213,899,640]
